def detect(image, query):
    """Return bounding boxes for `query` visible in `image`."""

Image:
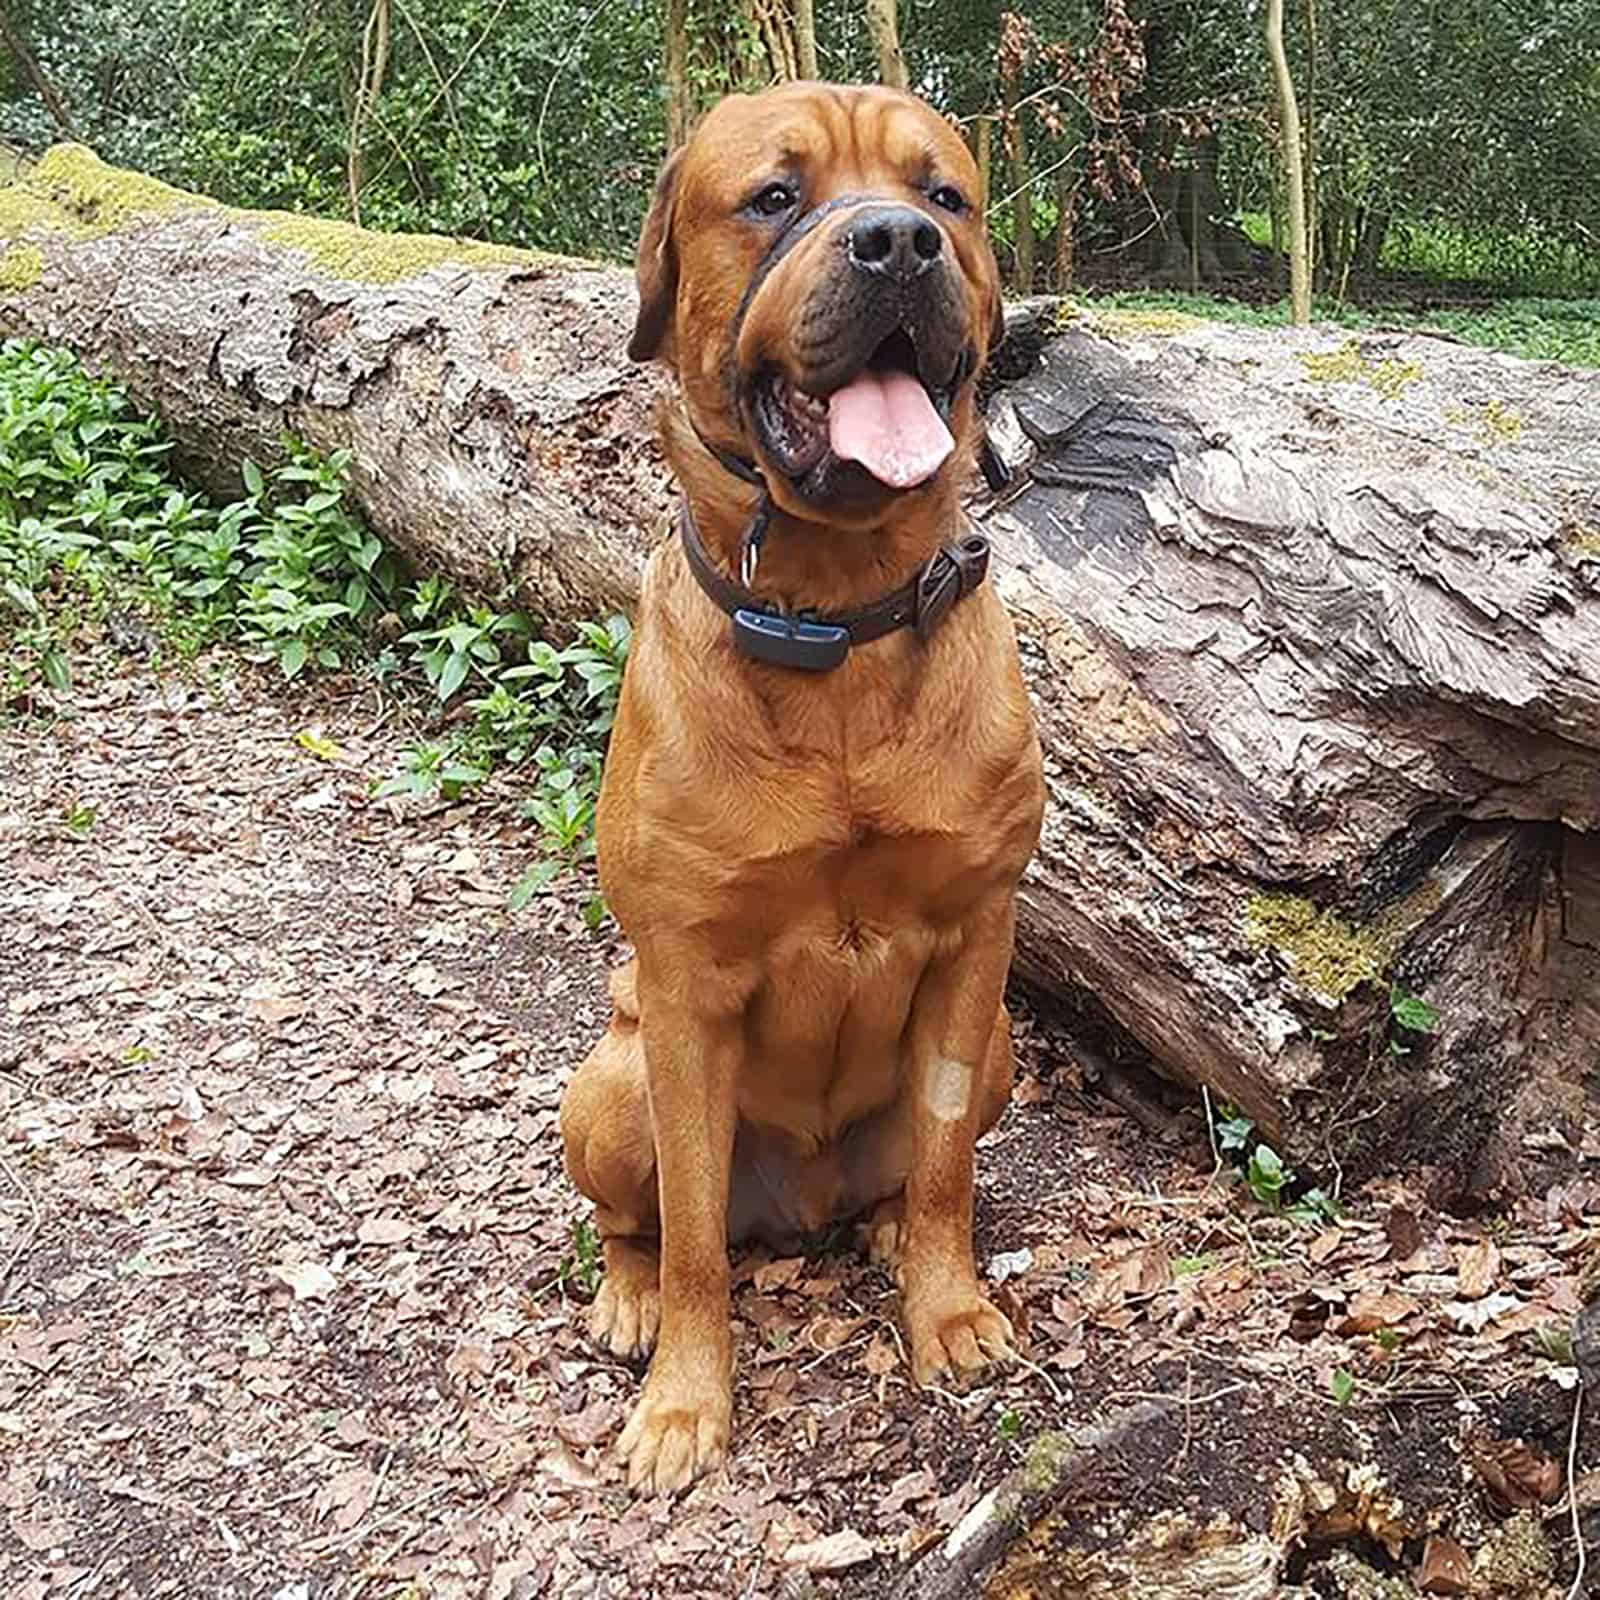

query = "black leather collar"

[678,502,990,672]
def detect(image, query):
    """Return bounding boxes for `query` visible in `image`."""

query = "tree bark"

[866,0,907,90]
[1265,0,1311,322]
[0,4,77,138]
[1001,69,1033,293]
[665,0,691,147]
[6,148,1599,1198]
[794,0,817,79]
[347,0,392,227]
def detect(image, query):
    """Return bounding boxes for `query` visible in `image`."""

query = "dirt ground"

[2,654,1596,1600]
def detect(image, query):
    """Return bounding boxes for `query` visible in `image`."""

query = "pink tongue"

[826,368,953,489]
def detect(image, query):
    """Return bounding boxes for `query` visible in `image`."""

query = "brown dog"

[560,82,1044,1496]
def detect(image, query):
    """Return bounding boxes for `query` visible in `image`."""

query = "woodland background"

[4,0,1599,314]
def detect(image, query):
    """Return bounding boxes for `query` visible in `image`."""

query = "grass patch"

[1087,288,1600,368]
[0,338,625,895]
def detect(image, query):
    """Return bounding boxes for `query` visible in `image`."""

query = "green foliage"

[0,339,626,882]
[1329,1367,1355,1406]
[1090,290,1600,369]
[1387,981,1441,1057]
[1209,1102,1341,1226]
[561,1218,603,1298]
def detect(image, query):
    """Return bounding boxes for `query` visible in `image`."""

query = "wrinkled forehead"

[679,85,978,212]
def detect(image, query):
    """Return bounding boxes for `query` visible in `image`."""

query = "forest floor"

[2,652,1596,1600]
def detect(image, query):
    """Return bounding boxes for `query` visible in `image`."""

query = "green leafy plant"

[1388,982,1442,1055]
[2,339,628,881]
[1210,1102,1342,1225]
[560,1218,603,1298]
[1329,1368,1356,1405]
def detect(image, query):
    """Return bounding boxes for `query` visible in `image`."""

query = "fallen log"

[4,145,1597,1197]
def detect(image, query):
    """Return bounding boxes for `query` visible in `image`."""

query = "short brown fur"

[560,81,1044,1496]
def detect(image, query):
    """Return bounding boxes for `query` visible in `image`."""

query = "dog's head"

[629,83,1003,526]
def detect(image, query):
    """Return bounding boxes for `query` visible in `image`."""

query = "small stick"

[1565,1386,1586,1600]
[888,1400,1175,1600]
[0,1146,43,1302]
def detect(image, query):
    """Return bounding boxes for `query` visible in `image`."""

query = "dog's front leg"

[900,899,1018,1384]
[617,972,739,1495]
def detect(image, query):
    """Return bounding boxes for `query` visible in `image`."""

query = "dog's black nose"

[846,205,943,282]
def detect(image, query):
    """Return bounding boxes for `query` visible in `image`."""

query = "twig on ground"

[1565,1386,1586,1600]
[1202,1084,1223,1184]
[0,1144,43,1302]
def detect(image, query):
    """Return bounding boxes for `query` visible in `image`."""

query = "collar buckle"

[914,534,991,643]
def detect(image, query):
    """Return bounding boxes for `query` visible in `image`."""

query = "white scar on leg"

[924,1058,973,1122]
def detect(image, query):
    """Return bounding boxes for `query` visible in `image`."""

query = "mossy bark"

[4,151,1599,1191]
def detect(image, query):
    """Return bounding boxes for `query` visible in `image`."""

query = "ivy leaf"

[1389,983,1441,1034]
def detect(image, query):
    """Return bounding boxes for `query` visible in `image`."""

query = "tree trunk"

[665,0,691,148]
[794,0,817,78]
[1265,0,1311,322]
[1001,72,1033,293]
[347,0,392,227]
[0,3,77,138]
[865,0,907,90]
[6,148,1599,1201]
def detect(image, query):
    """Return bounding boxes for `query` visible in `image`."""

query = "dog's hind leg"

[560,961,662,1360]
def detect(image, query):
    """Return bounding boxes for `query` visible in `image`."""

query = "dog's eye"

[929,184,968,215]
[749,182,798,218]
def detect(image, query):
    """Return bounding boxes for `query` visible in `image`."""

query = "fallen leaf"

[1333,1289,1416,1336]
[538,1437,599,1489]
[1469,1436,1562,1509]
[271,1261,337,1301]
[1442,1291,1521,1333]
[295,729,343,761]
[1417,1533,1472,1595]
[1385,1204,1425,1260]
[245,991,308,1024]
[878,1468,937,1516]
[220,1167,277,1188]
[556,1399,619,1448]
[318,1466,376,1531]
[781,1529,874,1571]
[861,1336,898,1376]
[1119,1242,1172,1297]
[1455,1238,1500,1301]
[754,1256,807,1292]
[1308,1227,1344,1265]
[357,1216,412,1246]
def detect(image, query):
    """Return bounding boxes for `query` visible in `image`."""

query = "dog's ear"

[628,148,685,364]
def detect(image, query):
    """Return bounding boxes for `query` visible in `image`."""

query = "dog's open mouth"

[752,328,957,492]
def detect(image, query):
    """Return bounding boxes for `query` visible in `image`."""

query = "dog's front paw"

[905,1290,1015,1386]
[589,1239,661,1359]
[617,1369,731,1496]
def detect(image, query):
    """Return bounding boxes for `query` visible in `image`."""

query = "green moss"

[1087,305,1204,339]
[1245,893,1395,1003]
[251,210,548,285]
[0,241,41,291]
[1566,521,1600,558]
[33,142,211,232]
[1476,1511,1552,1590]
[1022,1430,1075,1494]
[0,183,87,241]
[1298,337,1421,401]
[12,140,591,287]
